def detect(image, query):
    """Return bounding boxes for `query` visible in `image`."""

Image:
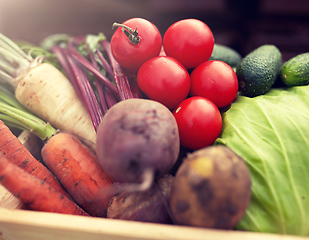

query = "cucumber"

[280,52,309,87]
[209,44,242,68]
[236,44,282,97]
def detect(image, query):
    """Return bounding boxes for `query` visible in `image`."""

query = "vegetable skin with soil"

[170,145,251,229]
[96,98,180,192]
[107,174,174,224]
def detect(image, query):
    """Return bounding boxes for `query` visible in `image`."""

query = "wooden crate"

[1,208,308,240]
[0,133,308,240]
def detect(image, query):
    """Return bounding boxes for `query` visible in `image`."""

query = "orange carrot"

[0,120,72,200]
[0,153,89,216]
[41,132,115,217]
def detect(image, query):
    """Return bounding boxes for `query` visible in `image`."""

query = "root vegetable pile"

[1,15,308,237]
[0,33,97,151]
[41,132,115,217]
[0,153,89,216]
[0,120,72,200]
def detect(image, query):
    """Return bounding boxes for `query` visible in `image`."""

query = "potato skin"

[170,145,251,229]
[96,98,180,183]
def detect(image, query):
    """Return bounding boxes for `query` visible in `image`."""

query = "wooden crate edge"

[0,208,308,240]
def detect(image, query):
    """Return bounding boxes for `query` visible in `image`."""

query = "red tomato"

[190,60,239,108]
[110,18,162,73]
[163,19,214,69]
[137,56,190,110]
[173,96,222,150]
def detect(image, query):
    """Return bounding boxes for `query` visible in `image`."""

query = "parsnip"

[0,33,96,150]
[15,63,96,148]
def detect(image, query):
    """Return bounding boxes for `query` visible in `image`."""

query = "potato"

[107,174,174,224]
[170,145,251,229]
[96,98,180,187]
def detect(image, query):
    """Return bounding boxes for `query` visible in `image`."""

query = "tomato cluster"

[110,18,238,150]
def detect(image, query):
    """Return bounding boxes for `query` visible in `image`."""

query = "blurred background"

[0,0,308,61]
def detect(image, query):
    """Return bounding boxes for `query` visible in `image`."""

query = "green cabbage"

[215,85,309,236]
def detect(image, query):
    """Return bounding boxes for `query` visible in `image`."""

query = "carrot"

[0,120,72,200]
[0,33,97,151]
[0,153,89,216]
[41,132,116,217]
[1,85,115,217]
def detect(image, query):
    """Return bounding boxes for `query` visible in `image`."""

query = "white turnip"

[96,98,180,192]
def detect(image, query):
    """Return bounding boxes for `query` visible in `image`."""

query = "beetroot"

[107,174,174,223]
[96,98,180,191]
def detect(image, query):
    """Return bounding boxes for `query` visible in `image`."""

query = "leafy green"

[215,85,309,236]
[0,86,56,140]
[39,33,70,50]
[15,39,61,69]
[75,33,106,58]
[85,33,106,53]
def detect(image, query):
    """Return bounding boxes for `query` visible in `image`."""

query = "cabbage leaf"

[215,85,309,236]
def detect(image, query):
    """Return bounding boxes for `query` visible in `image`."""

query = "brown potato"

[170,145,251,229]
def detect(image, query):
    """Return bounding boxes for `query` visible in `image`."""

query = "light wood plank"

[0,185,23,210]
[0,208,308,240]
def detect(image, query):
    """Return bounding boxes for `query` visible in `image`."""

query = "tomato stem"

[112,22,141,45]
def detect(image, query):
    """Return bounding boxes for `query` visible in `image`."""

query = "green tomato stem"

[112,22,141,45]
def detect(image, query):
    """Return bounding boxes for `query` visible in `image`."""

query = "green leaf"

[85,33,106,53]
[15,40,62,69]
[215,85,309,236]
[39,33,70,50]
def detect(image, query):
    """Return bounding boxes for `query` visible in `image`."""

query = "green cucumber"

[280,52,309,87]
[236,44,282,97]
[209,44,242,68]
